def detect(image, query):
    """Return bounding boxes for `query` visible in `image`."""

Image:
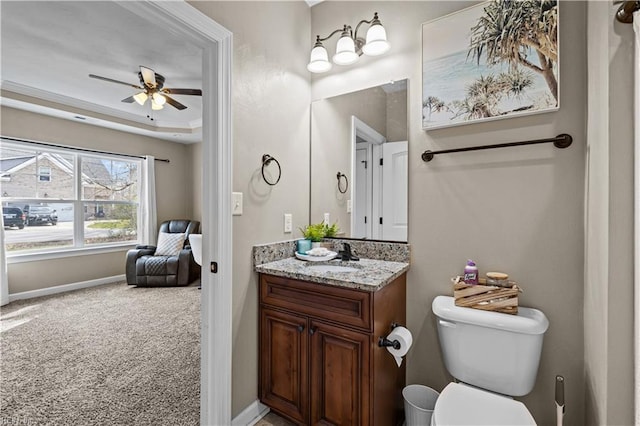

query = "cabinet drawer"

[260,274,371,330]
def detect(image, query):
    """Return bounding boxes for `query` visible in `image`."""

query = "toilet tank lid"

[432,296,549,335]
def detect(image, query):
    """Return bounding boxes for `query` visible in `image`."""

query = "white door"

[353,146,369,238]
[381,141,408,241]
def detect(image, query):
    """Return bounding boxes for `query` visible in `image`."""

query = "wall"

[386,89,408,142]
[186,1,310,416]
[584,2,635,425]
[312,2,586,425]
[188,142,202,223]
[1,106,193,294]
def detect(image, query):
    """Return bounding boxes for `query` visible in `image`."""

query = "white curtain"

[0,213,8,306]
[634,11,640,426]
[141,155,158,246]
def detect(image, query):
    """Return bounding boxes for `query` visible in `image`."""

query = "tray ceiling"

[1,1,203,143]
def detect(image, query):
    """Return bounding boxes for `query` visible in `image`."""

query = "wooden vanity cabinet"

[259,273,406,426]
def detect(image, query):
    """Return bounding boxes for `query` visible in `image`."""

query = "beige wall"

[312,2,586,425]
[187,1,311,416]
[387,89,408,142]
[2,106,193,294]
[188,142,202,223]
[584,3,635,425]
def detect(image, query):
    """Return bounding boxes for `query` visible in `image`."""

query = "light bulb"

[133,92,148,105]
[333,34,358,66]
[362,23,390,56]
[151,101,163,110]
[152,92,166,106]
[307,44,332,73]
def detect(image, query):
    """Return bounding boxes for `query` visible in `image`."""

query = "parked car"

[23,205,58,226]
[2,207,26,229]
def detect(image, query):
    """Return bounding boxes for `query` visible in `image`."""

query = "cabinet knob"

[297,325,305,332]
[309,327,317,335]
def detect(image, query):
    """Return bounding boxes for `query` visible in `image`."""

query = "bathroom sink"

[305,264,360,273]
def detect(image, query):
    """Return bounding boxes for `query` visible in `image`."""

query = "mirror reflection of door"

[311,80,408,242]
[354,146,369,238]
[352,117,407,241]
[381,141,408,241]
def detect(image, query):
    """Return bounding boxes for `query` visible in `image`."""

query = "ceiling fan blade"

[140,66,156,88]
[121,96,135,103]
[162,88,202,96]
[163,95,187,111]
[89,74,142,89]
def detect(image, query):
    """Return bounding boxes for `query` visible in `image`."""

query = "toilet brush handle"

[555,375,565,426]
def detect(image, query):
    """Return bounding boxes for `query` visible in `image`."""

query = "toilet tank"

[432,295,549,397]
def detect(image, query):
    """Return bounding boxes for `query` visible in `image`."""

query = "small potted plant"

[299,222,325,245]
[299,221,340,250]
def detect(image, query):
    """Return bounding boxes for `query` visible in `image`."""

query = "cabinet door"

[309,320,370,426]
[260,308,309,424]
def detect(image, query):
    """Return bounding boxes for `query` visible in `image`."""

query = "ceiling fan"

[88,65,201,111]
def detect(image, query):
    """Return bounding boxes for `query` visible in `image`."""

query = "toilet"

[431,295,549,425]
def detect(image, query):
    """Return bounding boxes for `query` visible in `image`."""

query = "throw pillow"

[155,232,186,256]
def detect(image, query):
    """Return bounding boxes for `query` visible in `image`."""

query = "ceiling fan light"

[152,92,166,106]
[133,92,148,105]
[151,101,164,111]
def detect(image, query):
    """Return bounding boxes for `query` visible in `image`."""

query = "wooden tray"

[452,277,520,315]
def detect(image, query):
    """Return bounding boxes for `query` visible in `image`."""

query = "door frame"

[118,2,233,425]
[351,116,385,240]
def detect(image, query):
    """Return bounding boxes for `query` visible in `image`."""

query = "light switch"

[324,213,330,223]
[232,192,243,215]
[284,213,292,233]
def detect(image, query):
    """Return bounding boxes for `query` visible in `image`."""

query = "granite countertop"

[255,256,410,292]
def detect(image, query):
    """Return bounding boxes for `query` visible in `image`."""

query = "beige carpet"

[0,282,200,426]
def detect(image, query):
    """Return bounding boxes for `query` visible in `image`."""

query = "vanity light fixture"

[307,12,390,73]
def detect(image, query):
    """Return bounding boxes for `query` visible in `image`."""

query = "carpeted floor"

[0,282,200,426]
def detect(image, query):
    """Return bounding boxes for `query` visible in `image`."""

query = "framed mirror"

[310,79,408,242]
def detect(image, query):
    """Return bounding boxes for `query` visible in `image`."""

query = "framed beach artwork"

[422,0,559,130]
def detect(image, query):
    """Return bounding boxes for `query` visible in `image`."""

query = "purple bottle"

[464,260,478,285]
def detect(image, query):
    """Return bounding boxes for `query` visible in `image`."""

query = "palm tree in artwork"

[451,69,534,119]
[468,0,558,104]
[422,96,446,121]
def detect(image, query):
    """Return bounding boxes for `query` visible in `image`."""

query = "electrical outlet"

[324,213,330,223]
[284,213,292,233]
[232,192,243,215]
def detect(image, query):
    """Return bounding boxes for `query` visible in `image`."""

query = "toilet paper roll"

[385,326,413,367]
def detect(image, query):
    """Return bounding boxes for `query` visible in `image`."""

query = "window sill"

[6,243,138,264]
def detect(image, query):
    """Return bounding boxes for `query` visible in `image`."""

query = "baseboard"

[8,274,126,302]
[232,400,270,426]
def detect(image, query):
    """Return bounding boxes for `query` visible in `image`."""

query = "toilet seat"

[432,383,537,425]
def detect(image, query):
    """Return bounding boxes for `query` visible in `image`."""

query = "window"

[38,166,51,182]
[1,140,141,254]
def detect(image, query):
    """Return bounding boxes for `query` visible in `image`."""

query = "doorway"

[119,3,233,424]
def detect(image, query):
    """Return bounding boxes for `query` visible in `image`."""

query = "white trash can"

[403,384,439,426]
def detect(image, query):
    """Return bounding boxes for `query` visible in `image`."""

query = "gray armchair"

[126,219,201,286]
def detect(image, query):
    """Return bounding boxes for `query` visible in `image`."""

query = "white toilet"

[431,295,549,425]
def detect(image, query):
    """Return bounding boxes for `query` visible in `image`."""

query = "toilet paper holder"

[378,322,402,350]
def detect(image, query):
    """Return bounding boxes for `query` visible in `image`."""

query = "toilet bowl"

[431,296,549,425]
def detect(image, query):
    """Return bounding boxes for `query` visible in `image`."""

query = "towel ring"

[337,172,348,194]
[262,154,281,186]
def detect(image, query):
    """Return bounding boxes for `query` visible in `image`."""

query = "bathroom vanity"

[255,246,409,426]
